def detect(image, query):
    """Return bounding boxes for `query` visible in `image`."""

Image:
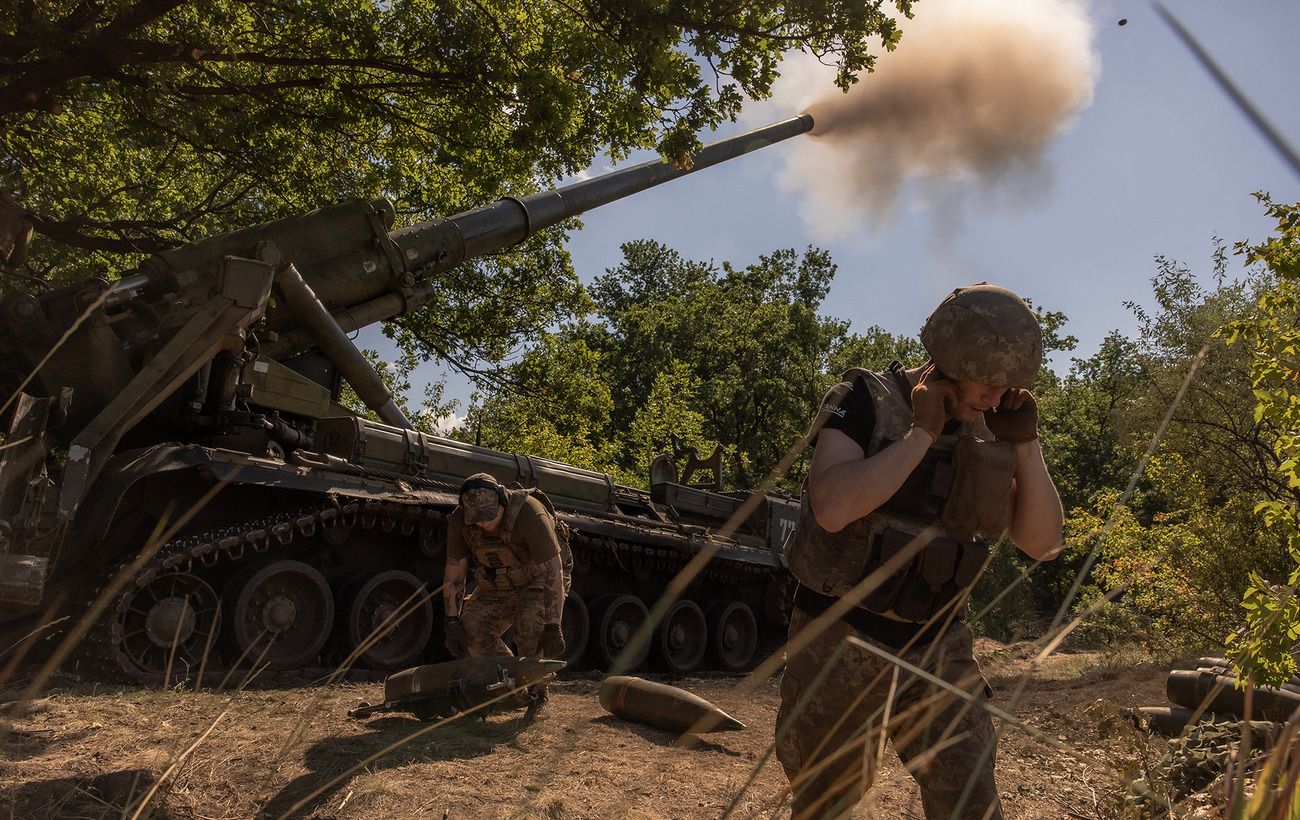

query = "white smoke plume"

[768,0,1099,239]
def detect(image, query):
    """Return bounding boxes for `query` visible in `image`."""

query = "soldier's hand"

[444,616,468,658]
[911,365,955,442]
[985,388,1039,443]
[539,623,565,658]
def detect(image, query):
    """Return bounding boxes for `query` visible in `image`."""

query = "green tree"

[458,331,619,474]
[589,241,846,488]
[1123,250,1282,507]
[1,0,910,273]
[464,241,850,490]
[1037,331,1144,514]
[623,362,719,485]
[2,0,918,383]
[827,325,926,376]
[1054,241,1293,656]
[1223,196,1300,684]
[1067,454,1275,649]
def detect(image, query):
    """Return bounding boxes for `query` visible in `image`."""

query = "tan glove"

[910,365,955,441]
[985,388,1039,442]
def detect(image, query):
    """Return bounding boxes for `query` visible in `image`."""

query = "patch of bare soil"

[0,643,1172,819]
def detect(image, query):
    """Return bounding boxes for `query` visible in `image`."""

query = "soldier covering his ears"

[777,284,1065,819]
[443,473,570,680]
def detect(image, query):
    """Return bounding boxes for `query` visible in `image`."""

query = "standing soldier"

[777,284,1064,819]
[443,473,569,706]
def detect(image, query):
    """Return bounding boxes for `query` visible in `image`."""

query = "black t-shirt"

[821,374,877,453]
[820,369,957,454]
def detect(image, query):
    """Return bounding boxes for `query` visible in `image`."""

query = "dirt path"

[0,644,1170,819]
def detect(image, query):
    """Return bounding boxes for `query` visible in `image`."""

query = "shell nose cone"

[716,713,746,731]
[540,659,567,673]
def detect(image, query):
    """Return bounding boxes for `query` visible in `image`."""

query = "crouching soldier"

[443,473,570,708]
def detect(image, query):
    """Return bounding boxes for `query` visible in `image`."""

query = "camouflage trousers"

[461,587,550,659]
[775,607,1002,820]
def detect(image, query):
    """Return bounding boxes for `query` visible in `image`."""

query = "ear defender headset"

[459,475,506,506]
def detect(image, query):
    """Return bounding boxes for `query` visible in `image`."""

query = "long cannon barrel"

[435,113,814,260]
[1,115,813,443]
[259,114,813,360]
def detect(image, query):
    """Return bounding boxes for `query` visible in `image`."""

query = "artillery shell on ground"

[1192,658,1300,692]
[1133,706,1284,737]
[1132,706,1232,736]
[1166,669,1300,722]
[349,655,565,720]
[598,675,744,734]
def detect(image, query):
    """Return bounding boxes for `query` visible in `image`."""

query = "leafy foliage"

[1054,218,1298,664]
[1037,330,1144,515]
[458,331,621,474]
[1068,458,1282,648]
[2,0,917,388]
[2,0,911,279]
[1222,196,1300,685]
[460,240,882,491]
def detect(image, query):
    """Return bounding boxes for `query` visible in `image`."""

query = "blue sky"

[367,0,1300,425]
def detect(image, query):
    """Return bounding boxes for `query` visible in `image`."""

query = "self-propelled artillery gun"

[0,117,810,684]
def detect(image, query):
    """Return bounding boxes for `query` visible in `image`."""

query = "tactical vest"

[464,488,574,593]
[784,364,1017,623]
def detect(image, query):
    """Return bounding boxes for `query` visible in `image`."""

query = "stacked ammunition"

[1131,657,1300,735]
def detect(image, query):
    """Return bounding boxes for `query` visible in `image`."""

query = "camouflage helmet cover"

[919,283,1041,388]
[459,472,505,523]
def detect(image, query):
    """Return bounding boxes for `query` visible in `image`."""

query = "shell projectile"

[349,655,565,720]
[599,675,745,734]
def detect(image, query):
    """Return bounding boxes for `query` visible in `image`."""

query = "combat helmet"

[920,283,1041,388]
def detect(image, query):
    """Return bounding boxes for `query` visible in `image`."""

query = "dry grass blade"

[1154,2,1300,179]
[270,683,532,819]
[845,636,1078,757]
[127,705,230,820]
[8,482,229,712]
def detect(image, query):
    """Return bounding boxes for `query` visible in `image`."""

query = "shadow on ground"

[588,714,743,755]
[258,710,536,818]
[0,768,172,819]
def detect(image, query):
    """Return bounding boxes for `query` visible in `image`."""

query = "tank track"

[101,500,438,686]
[96,498,775,686]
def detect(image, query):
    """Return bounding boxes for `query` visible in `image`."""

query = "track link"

[102,500,439,685]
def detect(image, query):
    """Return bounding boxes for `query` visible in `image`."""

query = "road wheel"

[112,571,221,683]
[340,570,433,670]
[226,560,333,670]
[708,601,757,671]
[655,599,707,674]
[589,593,649,672]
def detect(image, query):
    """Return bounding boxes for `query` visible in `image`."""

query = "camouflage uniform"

[776,609,999,819]
[777,366,1005,820]
[447,491,567,658]
[460,576,553,657]
[777,284,1045,820]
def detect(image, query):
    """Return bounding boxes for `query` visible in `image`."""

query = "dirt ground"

[0,641,1179,819]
